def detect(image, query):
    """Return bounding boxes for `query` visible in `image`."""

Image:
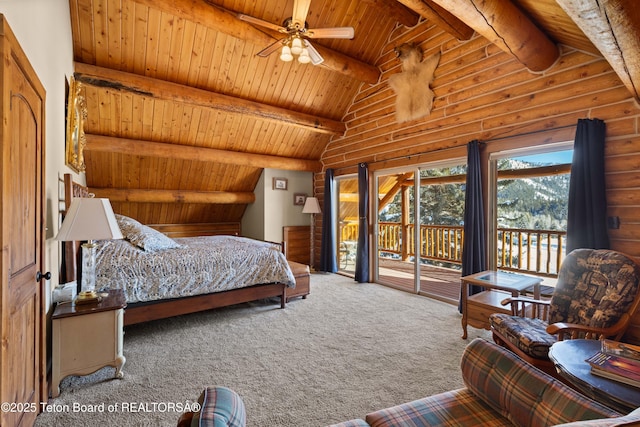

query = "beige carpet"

[35,273,491,427]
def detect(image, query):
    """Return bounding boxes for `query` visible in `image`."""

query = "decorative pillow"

[115,214,180,252]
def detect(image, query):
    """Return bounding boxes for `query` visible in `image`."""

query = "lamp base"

[74,290,103,305]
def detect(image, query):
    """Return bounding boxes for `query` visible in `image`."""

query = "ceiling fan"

[238,0,355,65]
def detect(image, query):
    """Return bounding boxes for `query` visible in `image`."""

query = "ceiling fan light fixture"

[244,0,353,66]
[290,36,303,55]
[280,45,293,62]
[298,48,311,64]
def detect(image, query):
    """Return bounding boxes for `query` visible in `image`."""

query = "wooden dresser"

[283,226,311,301]
[283,225,311,265]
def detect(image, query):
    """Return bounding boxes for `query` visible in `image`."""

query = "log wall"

[318,21,640,343]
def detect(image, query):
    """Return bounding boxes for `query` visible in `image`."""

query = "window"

[489,147,573,279]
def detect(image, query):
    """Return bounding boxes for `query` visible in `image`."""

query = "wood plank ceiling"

[67,0,640,226]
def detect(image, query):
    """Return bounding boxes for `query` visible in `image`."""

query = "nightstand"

[51,289,126,397]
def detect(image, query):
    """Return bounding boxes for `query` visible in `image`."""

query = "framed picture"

[65,76,87,173]
[273,177,288,190]
[294,193,307,206]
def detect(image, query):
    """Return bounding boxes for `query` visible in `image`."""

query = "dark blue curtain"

[320,168,337,272]
[459,140,487,312]
[355,163,370,282]
[567,118,609,252]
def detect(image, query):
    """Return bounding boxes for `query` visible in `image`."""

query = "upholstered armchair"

[490,248,640,376]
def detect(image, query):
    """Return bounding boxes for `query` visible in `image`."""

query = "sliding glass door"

[417,163,466,301]
[336,176,358,275]
[373,160,466,303]
[375,170,417,292]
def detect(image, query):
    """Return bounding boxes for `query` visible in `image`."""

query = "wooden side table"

[549,339,640,413]
[51,289,127,397]
[460,270,542,339]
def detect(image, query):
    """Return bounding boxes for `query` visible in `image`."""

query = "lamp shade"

[290,36,303,55]
[298,48,311,64]
[56,197,123,241]
[280,45,293,62]
[302,196,321,214]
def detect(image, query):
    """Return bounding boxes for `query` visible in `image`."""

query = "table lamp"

[56,196,122,304]
[302,196,321,268]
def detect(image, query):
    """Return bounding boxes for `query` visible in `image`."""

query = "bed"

[61,174,295,325]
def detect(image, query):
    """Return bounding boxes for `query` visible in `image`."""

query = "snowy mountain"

[379,158,570,231]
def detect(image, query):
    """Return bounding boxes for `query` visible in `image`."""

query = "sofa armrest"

[184,387,246,427]
[461,339,620,427]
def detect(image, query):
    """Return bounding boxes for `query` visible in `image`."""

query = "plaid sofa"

[330,339,640,427]
[179,339,640,427]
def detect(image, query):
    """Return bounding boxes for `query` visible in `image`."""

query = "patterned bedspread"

[95,235,296,304]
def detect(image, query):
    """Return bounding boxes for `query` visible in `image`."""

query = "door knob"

[36,271,51,282]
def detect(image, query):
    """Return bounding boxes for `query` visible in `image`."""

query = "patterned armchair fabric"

[490,249,640,361]
[549,249,640,327]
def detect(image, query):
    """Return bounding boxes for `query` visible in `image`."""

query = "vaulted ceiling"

[68,0,640,226]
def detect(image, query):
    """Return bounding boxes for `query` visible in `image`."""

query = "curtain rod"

[330,123,577,173]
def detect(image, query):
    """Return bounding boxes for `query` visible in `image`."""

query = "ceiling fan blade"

[291,0,311,29]
[257,39,285,57]
[303,39,324,65]
[238,13,287,33]
[306,27,355,39]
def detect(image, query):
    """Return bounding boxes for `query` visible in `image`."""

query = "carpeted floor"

[35,273,491,427]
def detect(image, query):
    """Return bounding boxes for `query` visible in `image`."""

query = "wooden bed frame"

[61,174,286,326]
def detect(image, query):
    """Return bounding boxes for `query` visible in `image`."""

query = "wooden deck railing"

[497,227,567,277]
[341,222,566,277]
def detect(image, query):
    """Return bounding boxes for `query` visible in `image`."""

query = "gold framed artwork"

[65,76,87,173]
[273,177,288,190]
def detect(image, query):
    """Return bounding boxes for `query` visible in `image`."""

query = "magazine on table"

[586,340,640,388]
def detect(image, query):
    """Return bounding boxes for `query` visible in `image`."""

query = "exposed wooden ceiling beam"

[556,0,640,102]
[90,188,255,204]
[378,173,414,212]
[362,0,420,28]
[394,0,474,40]
[133,0,380,84]
[85,134,323,173]
[427,0,559,72]
[74,62,345,136]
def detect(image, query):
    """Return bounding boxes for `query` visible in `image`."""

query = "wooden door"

[0,16,46,427]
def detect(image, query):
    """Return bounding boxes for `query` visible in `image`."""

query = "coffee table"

[549,339,640,413]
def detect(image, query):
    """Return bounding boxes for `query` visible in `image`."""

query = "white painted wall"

[242,169,313,242]
[0,0,75,308]
[242,173,266,239]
